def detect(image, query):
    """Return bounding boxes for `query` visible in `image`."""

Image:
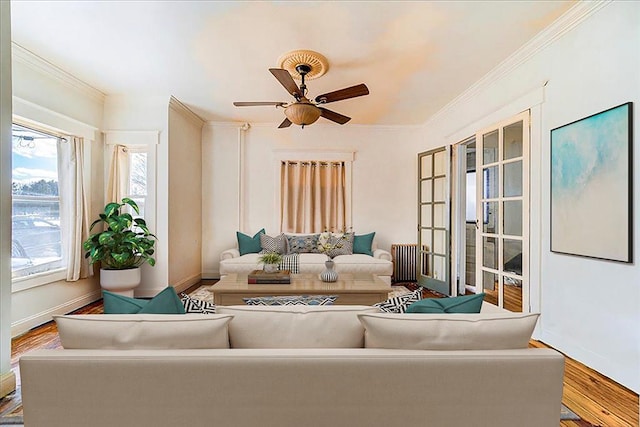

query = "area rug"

[0,388,23,425]
[560,403,581,420]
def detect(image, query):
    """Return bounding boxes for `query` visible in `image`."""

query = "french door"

[417,147,451,296]
[475,111,529,311]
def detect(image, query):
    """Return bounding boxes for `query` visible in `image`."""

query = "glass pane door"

[418,146,450,295]
[476,112,529,311]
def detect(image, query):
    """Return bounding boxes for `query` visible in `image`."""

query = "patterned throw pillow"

[286,234,321,254]
[243,295,338,306]
[326,232,354,258]
[373,289,422,313]
[260,233,288,254]
[180,293,216,314]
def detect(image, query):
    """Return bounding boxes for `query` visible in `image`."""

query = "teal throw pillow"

[353,232,375,256]
[103,290,149,314]
[405,293,485,314]
[103,287,186,314]
[237,228,265,256]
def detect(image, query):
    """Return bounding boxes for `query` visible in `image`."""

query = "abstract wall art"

[550,102,633,263]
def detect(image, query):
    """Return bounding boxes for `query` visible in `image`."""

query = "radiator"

[391,244,418,283]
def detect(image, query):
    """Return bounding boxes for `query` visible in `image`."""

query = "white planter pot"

[263,263,279,273]
[100,268,141,297]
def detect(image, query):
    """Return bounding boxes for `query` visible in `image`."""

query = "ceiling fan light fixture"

[284,102,321,126]
[277,50,329,80]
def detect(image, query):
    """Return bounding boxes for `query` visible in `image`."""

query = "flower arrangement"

[318,228,352,259]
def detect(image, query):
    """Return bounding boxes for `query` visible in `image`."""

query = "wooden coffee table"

[212,273,391,306]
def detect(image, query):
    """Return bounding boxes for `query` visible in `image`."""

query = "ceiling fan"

[233,64,369,129]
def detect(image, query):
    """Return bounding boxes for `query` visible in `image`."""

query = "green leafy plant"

[83,198,157,270]
[258,251,283,265]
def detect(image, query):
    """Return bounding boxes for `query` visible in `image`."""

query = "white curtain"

[107,144,129,203]
[280,161,346,233]
[57,136,92,281]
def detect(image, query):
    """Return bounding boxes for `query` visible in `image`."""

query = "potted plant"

[83,198,157,296]
[258,251,282,273]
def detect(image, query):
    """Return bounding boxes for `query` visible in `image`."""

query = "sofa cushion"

[331,254,393,275]
[237,228,265,256]
[373,289,422,313]
[180,293,217,314]
[54,314,234,349]
[260,233,288,254]
[103,287,186,315]
[286,234,321,254]
[358,312,540,350]
[353,232,375,256]
[405,293,485,314]
[242,295,338,306]
[217,305,379,348]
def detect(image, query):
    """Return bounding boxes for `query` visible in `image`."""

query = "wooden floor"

[3,286,639,426]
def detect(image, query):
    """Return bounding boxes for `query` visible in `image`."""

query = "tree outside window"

[11,124,64,279]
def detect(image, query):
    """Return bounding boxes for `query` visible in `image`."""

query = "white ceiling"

[10,1,575,126]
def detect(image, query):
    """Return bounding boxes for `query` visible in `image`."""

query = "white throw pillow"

[217,305,379,348]
[54,314,234,349]
[358,312,540,350]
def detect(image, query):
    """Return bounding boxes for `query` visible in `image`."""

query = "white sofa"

[220,234,393,284]
[20,305,565,427]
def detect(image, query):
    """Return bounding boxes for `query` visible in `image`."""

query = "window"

[127,150,147,218]
[11,124,65,279]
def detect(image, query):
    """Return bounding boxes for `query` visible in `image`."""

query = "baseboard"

[11,290,102,338]
[0,371,16,398]
[173,273,202,294]
[201,269,220,280]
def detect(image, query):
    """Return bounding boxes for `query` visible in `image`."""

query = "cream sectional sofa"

[219,232,394,284]
[20,304,565,427]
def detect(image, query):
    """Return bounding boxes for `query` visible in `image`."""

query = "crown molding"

[425,0,611,127]
[12,42,105,103]
[168,96,205,128]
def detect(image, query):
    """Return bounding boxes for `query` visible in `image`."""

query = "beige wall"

[103,95,168,296]
[168,99,203,290]
[103,95,204,296]
[202,122,423,277]
[9,45,104,337]
[421,1,640,392]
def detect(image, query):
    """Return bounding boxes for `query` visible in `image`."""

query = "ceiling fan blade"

[315,84,369,104]
[278,118,292,128]
[233,101,286,107]
[269,68,303,98]
[319,107,351,125]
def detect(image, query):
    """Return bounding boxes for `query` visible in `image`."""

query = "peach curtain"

[107,144,129,204]
[280,161,346,233]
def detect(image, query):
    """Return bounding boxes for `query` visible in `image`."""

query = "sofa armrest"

[373,248,392,261]
[220,248,240,261]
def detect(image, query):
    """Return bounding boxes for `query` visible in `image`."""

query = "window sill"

[12,269,67,293]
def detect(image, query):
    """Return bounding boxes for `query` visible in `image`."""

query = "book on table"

[247,269,291,284]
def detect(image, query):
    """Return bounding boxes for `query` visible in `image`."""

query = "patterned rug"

[0,388,23,425]
[188,284,413,303]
